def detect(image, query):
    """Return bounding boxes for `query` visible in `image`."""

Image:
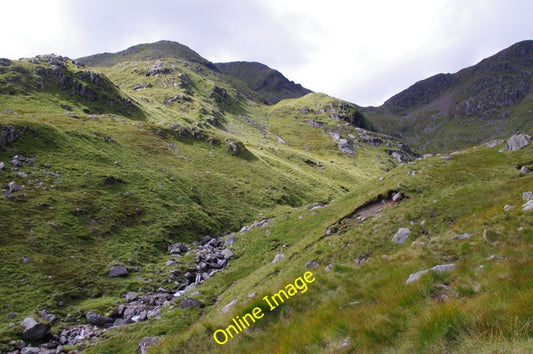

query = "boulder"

[125,292,138,302]
[108,264,128,277]
[224,233,237,247]
[180,297,202,309]
[506,132,531,151]
[451,233,471,241]
[220,249,234,260]
[221,299,239,313]
[523,191,533,202]
[168,242,188,255]
[405,263,456,284]
[20,317,50,341]
[0,125,19,145]
[271,253,284,264]
[392,192,403,202]
[523,200,533,212]
[392,228,411,244]
[85,311,113,327]
[138,336,160,354]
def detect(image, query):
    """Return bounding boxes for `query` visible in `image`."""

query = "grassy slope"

[134,142,531,354]
[0,56,405,349]
[1,47,532,353]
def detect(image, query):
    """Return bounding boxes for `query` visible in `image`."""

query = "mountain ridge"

[365,40,533,152]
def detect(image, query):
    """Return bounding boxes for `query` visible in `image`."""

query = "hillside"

[365,40,533,153]
[214,62,311,104]
[0,40,532,354]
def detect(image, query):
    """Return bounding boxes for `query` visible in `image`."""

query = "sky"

[1,0,532,106]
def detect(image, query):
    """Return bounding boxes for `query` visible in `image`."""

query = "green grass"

[0,47,532,353]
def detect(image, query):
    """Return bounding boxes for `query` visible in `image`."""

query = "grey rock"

[138,336,160,354]
[125,292,138,302]
[21,347,41,354]
[0,125,20,145]
[85,311,113,327]
[431,263,456,274]
[338,138,355,154]
[221,298,239,313]
[180,297,202,309]
[228,141,239,155]
[147,307,161,319]
[485,139,504,148]
[503,204,514,211]
[506,132,531,151]
[22,256,30,263]
[392,192,403,202]
[271,253,284,264]
[224,233,237,247]
[305,260,319,269]
[521,166,531,173]
[523,191,533,201]
[8,181,22,192]
[405,263,456,284]
[392,228,411,244]
[168,242,188,255]
[0,161,4,170]
[451,233,471,241]
[108,264,128,277]
[7,312,16,319]
[21,317,50,341]
[523,200,533,212]
[10,155,26,167]
[38,310,55,322]
[221,249,234,260]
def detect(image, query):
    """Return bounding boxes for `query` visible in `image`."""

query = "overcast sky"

[1,0,532,106]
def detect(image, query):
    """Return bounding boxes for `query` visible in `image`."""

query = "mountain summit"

[77,40,311,105]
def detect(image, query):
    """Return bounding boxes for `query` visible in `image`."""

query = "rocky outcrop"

[506,132,531,151]
[405,264,456,284]
[384,73,457,112]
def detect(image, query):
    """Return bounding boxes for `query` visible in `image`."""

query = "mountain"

[214,61,311,104]
[0,40,532,353]
[365,40,533,153]
[77,40,211,67]
[78,40,311,105]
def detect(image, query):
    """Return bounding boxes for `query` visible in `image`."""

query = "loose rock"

[392,228,411,244]
[108,264,129,277]
[406,263,456,284]
[451,233,471,241]
[271,253,284,264]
